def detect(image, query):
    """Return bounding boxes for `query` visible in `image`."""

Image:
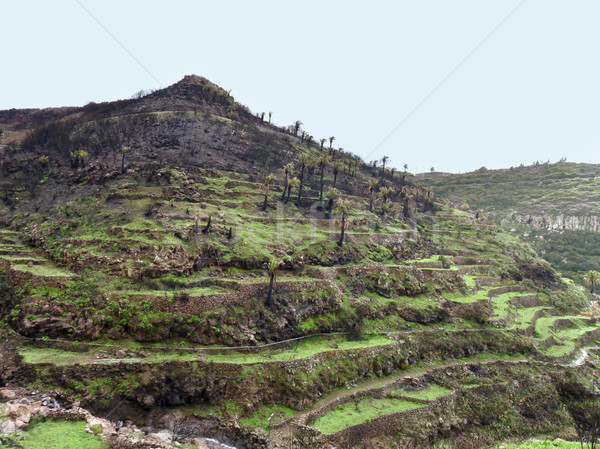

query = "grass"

[312,396,424,434]
[19,419,108,449]
[19,335,392,366]
[389,383,452,400]
[239,405,295,429]
[12,263,74,277]
[493,440,581,448]
[202,335,393,364]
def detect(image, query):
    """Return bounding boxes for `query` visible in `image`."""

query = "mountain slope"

[416,162,600,283]
[0,77,598,449]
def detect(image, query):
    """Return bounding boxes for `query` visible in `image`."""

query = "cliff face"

[503,213,600,232]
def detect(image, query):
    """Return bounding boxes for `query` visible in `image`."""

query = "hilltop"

[0,77,599,449]
[415,162,600,283]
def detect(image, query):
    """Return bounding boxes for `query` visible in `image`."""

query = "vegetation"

[18,420,108,449]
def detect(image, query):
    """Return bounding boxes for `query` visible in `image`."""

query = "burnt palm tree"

[317,155,329,201]
[266,258,280,307]
[261,174,277,211]
[329,136,335,154]
[380,156,389,181]
[286,177,299,204]
[293,120,303,136]
[365,179,378,212]
[121,146,130,174]
[260,112,265,121]
[268,111,272,123]
[325,188,339,218]
[281,163,293,201]
[296,154,308,205]
[336,200,351,246]
[332,162,343,188]
[320,138,326,151]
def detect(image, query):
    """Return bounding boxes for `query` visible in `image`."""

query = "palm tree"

[268,111,272,124]
[261,174,277,211]
[70,149,88,169]
[329,136,335,154]
[585,270,600,294]
[286,177,299,204]
[380,156,389,181]
[296,154,308,206]
[260,112,265,121]
[320,138,326,151]
[379,186,394,204]
[390,167,396,180]
[293,120,302,136]
[325,188,339,218]
[332,162,343,188]
[281,163,293,201]
[266,258,280,307]
[317,156,329,201]
[404,163,408,172]
[306,135,313,147]
[121,145,130,173]
[365,179,378,212]
[336,200,351,246]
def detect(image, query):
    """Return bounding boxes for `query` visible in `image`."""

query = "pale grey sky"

[2,1,600,173]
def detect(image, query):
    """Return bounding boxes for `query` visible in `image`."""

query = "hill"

[416,162,600,284]
[0,77,599,449]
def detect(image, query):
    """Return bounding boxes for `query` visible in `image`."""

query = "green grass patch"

[19,419,108,449]
[12,264,74,277]
[312,396,424,434]
[389,383,452,400]
[203,335,393,364]
[239,405,295,429]
[493,439,581,448]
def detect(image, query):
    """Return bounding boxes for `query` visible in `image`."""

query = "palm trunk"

[286,186,292,203]
[327,199,334,218]
[381,162,385,181]
[369,194,374,212]
[266,272,275,307]
[202,215,211,233]
[281,174,288,201]
[296,166,305,205]
[337,212,346,246]
[319,167,325,201]
[333,172,338,189]
[121,153,126,173]
[262,194,268,211]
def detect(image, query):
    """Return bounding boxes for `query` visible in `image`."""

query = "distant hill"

[416,162,600,283]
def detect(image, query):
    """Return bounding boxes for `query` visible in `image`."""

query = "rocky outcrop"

[506,214,600,232]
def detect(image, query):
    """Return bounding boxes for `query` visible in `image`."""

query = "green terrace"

[18,334,394,366]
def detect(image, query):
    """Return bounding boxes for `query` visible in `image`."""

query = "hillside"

[0,77,599,449]
[416,162,600,284]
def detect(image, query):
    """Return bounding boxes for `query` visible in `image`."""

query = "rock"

[148,430,173,444]
[0,420,16,433]
[14,419,29,430]
[116,349,127,359]
[192,438,210,449]
[0,388,17,401]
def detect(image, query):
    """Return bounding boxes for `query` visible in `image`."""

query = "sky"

[2,1,600,174]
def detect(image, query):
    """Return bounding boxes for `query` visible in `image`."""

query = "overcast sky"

[2,1,600,173]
